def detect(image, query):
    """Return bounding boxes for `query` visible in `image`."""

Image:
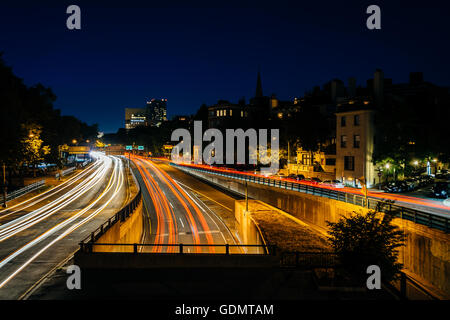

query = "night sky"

[1,0,449,133]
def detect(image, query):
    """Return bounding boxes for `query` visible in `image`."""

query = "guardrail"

[280,251,339,269]
[55,166,76,179]
[171,163,449,233]
[79,189,142,246]
[0,179,46,203]
[78,242,272,254]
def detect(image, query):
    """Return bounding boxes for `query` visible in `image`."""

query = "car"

[320,180,345,188]
[432,181,449,199]
[383,181,408,193]
[311,177,322,184]
[404,178,418,191]
[270,172,286,179]
[288,174,305,181]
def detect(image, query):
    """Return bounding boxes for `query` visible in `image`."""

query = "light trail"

[0,154,125,289]
[0,156,112,241]
[133,156,217,253]
[173,162,450,215]
[0,159,103,219]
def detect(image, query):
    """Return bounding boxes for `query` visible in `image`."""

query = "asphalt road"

[131,156,238,254]
[0,152,129,299]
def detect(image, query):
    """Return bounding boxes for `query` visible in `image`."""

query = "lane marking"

[179,217,185,228]
[173,180,233,212]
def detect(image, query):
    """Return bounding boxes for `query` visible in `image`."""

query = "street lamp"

[72,139,77,144]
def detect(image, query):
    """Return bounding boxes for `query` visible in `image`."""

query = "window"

[353,135,360,148]
[344,156,355,171]
[341,135,347,148]
[216,110,220,116]
[341,116,346,127]
[325,158,336,166]
[229,109,232,116]
[241,111,244,117]
[223,109,227,116]
[354,115,360,126]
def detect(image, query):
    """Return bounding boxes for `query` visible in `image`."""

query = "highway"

[0,152,129,299]
[131,156,238,254]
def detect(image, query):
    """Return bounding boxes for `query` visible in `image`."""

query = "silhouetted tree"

[327,202,405,283]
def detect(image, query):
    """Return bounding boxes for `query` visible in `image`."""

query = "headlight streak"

[0,154,125,289]
[0,157,112,241]
[0,158,103,218]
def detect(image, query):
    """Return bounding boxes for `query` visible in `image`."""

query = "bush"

[327,204,405,283]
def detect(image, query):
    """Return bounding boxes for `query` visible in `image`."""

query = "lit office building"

[125,108,147,129]
[146,99,168,127]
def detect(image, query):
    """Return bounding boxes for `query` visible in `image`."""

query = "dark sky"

[1,0,449,133]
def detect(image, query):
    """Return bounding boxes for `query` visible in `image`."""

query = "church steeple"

[255,70,263,98]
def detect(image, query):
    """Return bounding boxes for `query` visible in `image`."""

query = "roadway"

[131,156,238,254]
[0,152,129,299]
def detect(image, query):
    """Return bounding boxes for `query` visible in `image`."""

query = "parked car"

[270,172,286,179]
[320,180,345,188]
[288,174,305,181]
[404,179,418,191]
[383,181,408,193]
[431,181,449,199]
[311,177,322,184]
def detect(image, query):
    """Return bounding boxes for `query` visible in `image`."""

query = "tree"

[327,202,405,283]
[21,124,50,177]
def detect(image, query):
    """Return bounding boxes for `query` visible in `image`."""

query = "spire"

[255,69,263,98]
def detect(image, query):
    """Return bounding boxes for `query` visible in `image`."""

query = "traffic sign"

[138,146,144,151]
[126,145,132,150]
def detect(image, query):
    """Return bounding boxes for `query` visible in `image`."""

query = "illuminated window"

[341,135,347,148]
[230,109,232,116]
[216,110,220,116]
[241,111,244,117]
[353,135,360,148]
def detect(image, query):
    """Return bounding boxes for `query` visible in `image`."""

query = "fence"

[0,179,45,203]
[78,242,271,254]
[280,251,339,269]
[55,166,76,179]
[172,163,449,233]
[79,189,142,246]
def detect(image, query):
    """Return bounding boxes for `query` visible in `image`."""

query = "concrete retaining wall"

[93,200,144,252]
[234,201,267,254]
[185,168,450,297]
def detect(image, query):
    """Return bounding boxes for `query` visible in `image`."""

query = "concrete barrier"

[185,168,450,298]
[234,201,268,254]
[93,200,143,252]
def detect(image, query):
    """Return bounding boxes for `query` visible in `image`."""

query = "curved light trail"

[0,152,126,292]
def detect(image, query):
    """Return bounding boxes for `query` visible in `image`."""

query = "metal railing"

[280,251,339,269]
[172,163,449,233]
[0,179,45,202]
[78,242,272,254]
[55,166,76,179]
[80,189,142,245]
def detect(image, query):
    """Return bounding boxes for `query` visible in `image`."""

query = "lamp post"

[2,163,6,208]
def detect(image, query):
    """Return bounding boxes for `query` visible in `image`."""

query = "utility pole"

[2,163,7,208]
[245,181,248,213]
[287,141,290,175]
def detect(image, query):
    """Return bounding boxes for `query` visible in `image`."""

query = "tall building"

[125,108,147,129]
[335,102,376,187]
[146,99,167,127]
